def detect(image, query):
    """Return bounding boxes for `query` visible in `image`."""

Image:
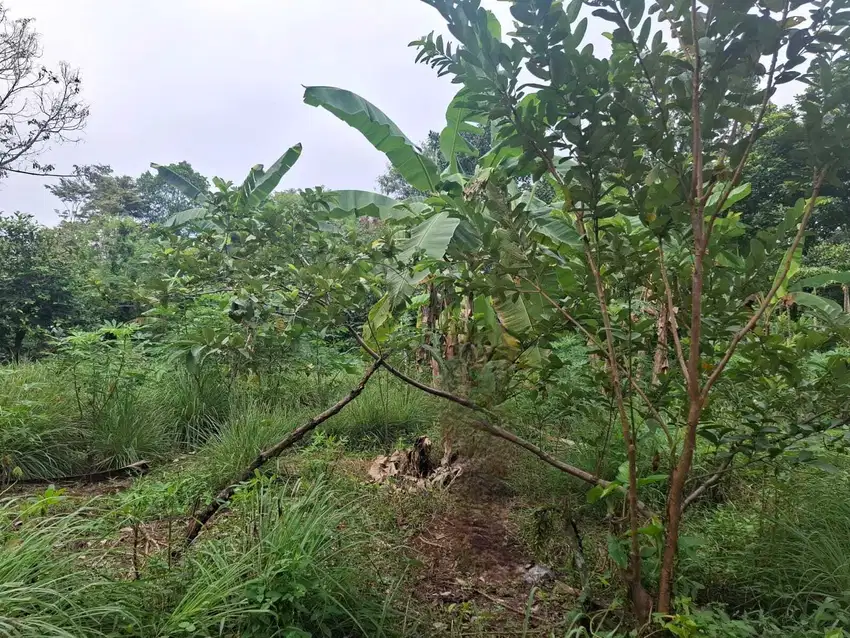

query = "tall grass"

[0,363,86,482]
[142,366,231,446]
[198,398,307,489]
[324,373,433,449]
[0,498,138,637]
[684,463,850,618]
[157,477,395,637]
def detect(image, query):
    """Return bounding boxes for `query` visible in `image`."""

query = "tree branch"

[681,457,732,511]
[349,327,652,517]
[184,358,382,545]
[657,240,689,385]
[701,168,827,404]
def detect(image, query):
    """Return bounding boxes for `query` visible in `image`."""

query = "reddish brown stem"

[658,1,705,613]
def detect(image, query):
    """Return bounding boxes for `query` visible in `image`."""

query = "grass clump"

[325,373,433,450]
[157,477,396,638]
[0,363,86,482]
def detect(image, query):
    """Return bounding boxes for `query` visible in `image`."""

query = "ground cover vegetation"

[2,0,850,635]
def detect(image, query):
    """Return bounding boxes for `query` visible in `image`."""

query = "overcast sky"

[1,1,797,225]
[0,1,508,223]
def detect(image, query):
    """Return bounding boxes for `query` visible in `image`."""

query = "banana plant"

[155,143,303,229]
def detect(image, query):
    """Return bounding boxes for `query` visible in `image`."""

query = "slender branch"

[704,0,790,242]
[184,359,382,545]
[349,328,652,516]
[701,169,827,404]
[657,241,689,385]
[349,328,491,417]
[681,457,732,511]
[519,279,675,450]
[1,167,78,178]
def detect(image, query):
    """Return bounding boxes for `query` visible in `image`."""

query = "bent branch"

[349,328,652,517]
[184,359,382,545]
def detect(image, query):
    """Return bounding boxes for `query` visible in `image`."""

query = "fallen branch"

[682,458,733,511]
[349,329,653,517]
[184,359,382,545]
[14,460,151,484]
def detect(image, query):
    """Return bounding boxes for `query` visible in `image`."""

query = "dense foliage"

[1,0,850,636]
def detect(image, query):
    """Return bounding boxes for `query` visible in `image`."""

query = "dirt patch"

[407,471,580,634]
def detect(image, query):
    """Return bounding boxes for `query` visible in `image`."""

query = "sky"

[0,1,798,224]
[0,1,519,223]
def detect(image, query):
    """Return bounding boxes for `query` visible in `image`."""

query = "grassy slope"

[2,359,850,637]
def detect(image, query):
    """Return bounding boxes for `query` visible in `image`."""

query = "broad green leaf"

[484,9,502,40]
[440,91,485,173]
[792,271,850,290]
[386,267,429,303]
[706,182,751,215]
[398,212,460,262]
[329,190,402,220]
[151,163,205,200]
[531,210,582,249]
[304,86,440,193]
[494,294,532,336]
[789,291,848,326]
[241,144,302,210]
[163,207,210,228]
[362,293,393,346]
[773,245,802,302]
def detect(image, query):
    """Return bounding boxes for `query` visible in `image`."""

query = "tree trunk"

[12,329,25,363]
[843,285,849,314]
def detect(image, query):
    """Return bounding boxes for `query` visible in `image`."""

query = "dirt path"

[408,474,580,635]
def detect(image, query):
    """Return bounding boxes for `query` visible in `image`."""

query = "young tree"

[304,0,850,622]
[0,4,87,178]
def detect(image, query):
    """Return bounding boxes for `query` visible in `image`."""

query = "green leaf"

[151,163,205,200]
[789,291,848,326]
[792,271,850,290]
[808,459,840,474]
[329,190,403,220]
[531,212,582,249]
[706,182,751,215]
[586,485,604,504]
[773,245,802,302]
[163,207,211,228]
[493,294,532,336]
[607,534,629,569]
[362,293,393,346]
[398,212,460,262]
[722,183,752,211]
[241,144,302,210]
[304,86,440,193]
[440,91,484,173]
